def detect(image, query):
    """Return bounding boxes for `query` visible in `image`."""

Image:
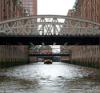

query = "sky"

[38,0,76,15]
[38,0,76,52]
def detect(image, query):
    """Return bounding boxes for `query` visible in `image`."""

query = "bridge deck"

[0,35,99,45]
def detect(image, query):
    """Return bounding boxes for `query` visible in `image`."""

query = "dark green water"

[0,62,99,93]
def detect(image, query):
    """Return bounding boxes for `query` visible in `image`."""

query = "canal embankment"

[61,45,99,68]
[0,45,29,68]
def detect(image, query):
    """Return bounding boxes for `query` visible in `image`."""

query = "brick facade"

[0,0,15,21]
[62,0,99,66]
[67,0,99,23]
[0,0,37,21]
[21,0,37,16]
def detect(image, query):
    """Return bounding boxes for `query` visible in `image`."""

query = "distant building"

[39,46,52,61]
[21,0,37,16]
[39,46,52,54]
[29,45,52,62]
[67,9,75,17]
[21,0,38,34]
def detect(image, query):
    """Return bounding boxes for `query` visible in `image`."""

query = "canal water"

[0,62,99,93]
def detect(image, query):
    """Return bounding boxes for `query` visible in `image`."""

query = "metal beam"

[0,35,98,45]
[29,53,71,56]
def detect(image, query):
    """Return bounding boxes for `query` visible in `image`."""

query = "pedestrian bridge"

[0,15,99,45]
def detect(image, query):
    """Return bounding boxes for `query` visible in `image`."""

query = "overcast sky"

[38,0,76,15]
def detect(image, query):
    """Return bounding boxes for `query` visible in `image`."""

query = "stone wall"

[71,45,99,68]
[61,45,99,68]
[0,45,29,67]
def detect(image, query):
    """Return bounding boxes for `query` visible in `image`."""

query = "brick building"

[0,0,37,21]
[71,0,99,23]
[0,0,24,21]
[21,0,37,16]
[0,0,15,21]
[67,9,75,17]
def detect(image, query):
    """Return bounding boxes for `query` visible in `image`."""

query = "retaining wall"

[0,45,29,67]
[61,45,99,68]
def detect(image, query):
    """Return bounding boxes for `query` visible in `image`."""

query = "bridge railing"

[0,15,99,36]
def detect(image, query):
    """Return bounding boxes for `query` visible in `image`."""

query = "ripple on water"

[0,62,99,93]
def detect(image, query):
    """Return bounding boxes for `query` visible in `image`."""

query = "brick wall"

[73,0,99,23]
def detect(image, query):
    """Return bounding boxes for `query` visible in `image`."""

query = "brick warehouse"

[21,0,37,16]
[0,0,37,21]
[67,0,99,23]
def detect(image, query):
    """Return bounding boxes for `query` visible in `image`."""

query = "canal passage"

[0,62,99,93]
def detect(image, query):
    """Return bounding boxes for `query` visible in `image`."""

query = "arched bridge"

[0,15,99,45]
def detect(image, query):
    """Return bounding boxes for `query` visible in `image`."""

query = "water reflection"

[0,62,99,93]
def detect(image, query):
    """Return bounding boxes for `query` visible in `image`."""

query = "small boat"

[44,59,52,64]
